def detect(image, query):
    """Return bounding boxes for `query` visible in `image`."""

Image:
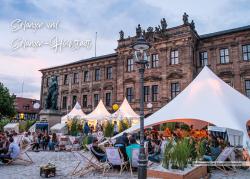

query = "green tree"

[0,83,16,117]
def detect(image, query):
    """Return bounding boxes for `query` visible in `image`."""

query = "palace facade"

[40,14,250,116]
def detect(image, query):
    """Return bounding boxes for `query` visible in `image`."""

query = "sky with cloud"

[0,0,249,99]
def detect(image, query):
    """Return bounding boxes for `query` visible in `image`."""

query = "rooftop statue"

[191,20,195,30]
[119,30,124,40]
[45,76,58,110]
[136,24,142,37]
[183,12,189,25]
[147,26,154,33]
[161,18,167,30]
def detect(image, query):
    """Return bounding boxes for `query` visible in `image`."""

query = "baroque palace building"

[40,13,250,116]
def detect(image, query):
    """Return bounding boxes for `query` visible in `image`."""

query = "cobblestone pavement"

[0,151,249,179]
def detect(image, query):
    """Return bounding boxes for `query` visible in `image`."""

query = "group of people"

[30,130,59,151]
[83,122,103,136]
[0,131,20,163]
[89,131,163,166]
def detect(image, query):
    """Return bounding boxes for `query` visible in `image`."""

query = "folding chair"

[214,147,236,173]
[129,148,139,176]
[105,147,129,175]
[14,135,23,146]
[6,143,33,165]
[71,145,110,177]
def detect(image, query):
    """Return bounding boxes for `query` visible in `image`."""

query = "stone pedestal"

[39,109,62,129]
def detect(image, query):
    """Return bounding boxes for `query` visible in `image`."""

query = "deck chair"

[6,142,33,165]
[105,147,129,175]
[14,135,23,146]
[71,145,110,177]
[129,148,139,176]
[214,147,235,173]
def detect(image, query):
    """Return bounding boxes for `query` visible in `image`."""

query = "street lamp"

[132,35,150,179]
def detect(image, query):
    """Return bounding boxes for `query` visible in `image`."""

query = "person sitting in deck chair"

[148,139,161,163]
[114,133,129,161]
[0,137,20,163]
[90,138,107,162]
[126,137,140,161]
[203,139,222,161]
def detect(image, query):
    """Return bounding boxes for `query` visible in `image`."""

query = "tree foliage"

[0,82,16,117]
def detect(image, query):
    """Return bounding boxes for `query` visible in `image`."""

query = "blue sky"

[0,0,249,99]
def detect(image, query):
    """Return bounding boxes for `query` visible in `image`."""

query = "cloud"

[0,73,40,99]
[0,0,249,100]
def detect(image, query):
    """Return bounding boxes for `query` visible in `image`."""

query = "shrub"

[118,119,129,133]
[196,139,207,160]
[104,121,114,137]
[160,122,176,132]
[180,123,190,131]
[162,141,173,169]
[0,118,10,132]
[82,135,89,150]
[70,118,78,136]
[170,138,192,170]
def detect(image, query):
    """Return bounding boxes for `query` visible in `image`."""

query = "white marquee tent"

[4,123,19,133]
[61,102,86,124]
[86,100,111,121]
[106,66,250,148]
[51,123,68,134]
[111,98,139,125]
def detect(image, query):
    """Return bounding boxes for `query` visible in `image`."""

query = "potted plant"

[170,138,191,170]
[104,121,114,138]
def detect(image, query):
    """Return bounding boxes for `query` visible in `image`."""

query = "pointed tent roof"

[107,66,250,147]
[86,100,111,120]
[111,98,140,120]
[61,102,86,123]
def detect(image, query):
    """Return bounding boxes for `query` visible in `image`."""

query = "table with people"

[83,123,250,175]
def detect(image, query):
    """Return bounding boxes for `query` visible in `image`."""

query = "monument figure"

[40,76,61,128]
[45,76,58,110]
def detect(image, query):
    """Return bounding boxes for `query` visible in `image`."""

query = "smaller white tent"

[4,123,19,133]
[111,98,139,126]
[61,102,86,124]
[111,98,139,119]
[86,100,111,121]
[51,123,68,134]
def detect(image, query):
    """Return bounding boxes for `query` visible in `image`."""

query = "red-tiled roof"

[15,97,40,114]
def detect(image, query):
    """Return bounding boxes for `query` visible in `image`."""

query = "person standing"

[83,122,90,136]
[113,121,118,136]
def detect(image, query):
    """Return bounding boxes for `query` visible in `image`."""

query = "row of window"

[126,85,159,103]
[126,83,180,103]
[127,54,160,72]
[59,81,180,110]
[65,67,112,85]
[60,79,250,110]
[62,92,112,109]
[127,52,179,72]
[126,44,250,72]
[46,67,113,87]
[200,44,250,66]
